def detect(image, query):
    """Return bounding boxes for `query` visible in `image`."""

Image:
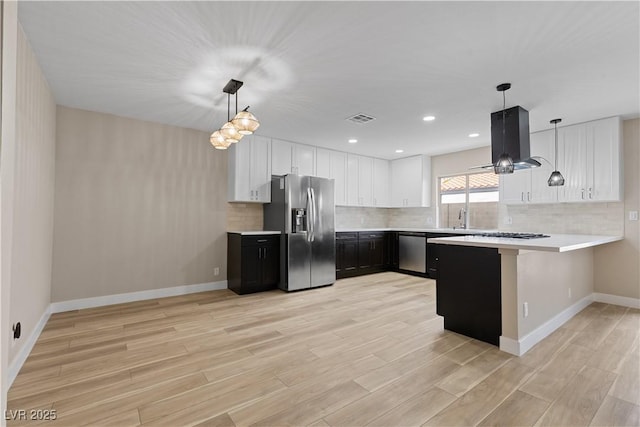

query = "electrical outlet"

[427,216,433,225]
[504,216,513,225]
[214,267,220,276]
[630,211,639,221]
[568,288,572,299]
[523,302,529,318]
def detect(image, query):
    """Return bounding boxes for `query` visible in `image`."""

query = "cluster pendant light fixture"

[210,79,260,150]
[494,83,515,174]
[547,118,565,186]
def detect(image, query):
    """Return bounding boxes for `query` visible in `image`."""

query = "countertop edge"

[427,235,623,252]
[227,231,282,236]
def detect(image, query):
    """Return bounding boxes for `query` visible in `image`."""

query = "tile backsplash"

[227,203,263,231]
[335,206,389,229]
[499,202,624,236]
[227,201,624,237]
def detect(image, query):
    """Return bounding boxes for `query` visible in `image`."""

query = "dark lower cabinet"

[426,232,465,279]
[336,233,358,279]
[436,244,501,345]
[387,232,398,270]
[358,232,386,274]
[228,233,280,295]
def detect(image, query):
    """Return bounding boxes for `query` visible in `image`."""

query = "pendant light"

[547,118,565,186]
[209,79,260,149]
[494,83,514,174]
[210,130,231,150]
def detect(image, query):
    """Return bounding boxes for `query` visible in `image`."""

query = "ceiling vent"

[346,113,376,124]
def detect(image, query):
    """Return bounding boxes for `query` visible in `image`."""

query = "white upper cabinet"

[557,116,622,202]
[228,135,271,203]
[501,129,558,204]
[316,148,347,205]
[372,158,390,207]
[390,155,431,207]
[346,154,373,206]
[271,139,293,176]
[271,138,315,176]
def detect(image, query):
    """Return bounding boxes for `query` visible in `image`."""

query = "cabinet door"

[271,139,293,175]
[227,141,252,202]
[587,117,621,201]
[315,148,331,179]
[260,242,279,286]
[558,124,588,202]
[499,171,529,204]
[346,154,359,206]
[250,135,271,202]
[373,159,390,207]
[241,245,262,288]
[391,156,429,207]
[357,239,372,271]
[370,237,385,269]
[293,144,315,176]
[390,158,410,206]
[330,151,347,206]
[529,129,558,204]
[358,156,373,206]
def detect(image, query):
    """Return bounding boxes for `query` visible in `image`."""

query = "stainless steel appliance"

[398,232,427,274]
[264,175,336,291]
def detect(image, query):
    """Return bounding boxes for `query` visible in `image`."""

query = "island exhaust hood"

[490,106,541,170]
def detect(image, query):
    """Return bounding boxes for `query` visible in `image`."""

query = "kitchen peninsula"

[428,233,623,356]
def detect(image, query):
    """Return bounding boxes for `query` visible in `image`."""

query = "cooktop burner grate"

[477,232,550,239]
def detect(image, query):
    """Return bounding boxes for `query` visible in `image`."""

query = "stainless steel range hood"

[471,105,541,171]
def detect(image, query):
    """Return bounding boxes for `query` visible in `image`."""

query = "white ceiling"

[18,1,640,160]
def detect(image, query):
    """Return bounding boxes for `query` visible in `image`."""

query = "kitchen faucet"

[458,207,467,229]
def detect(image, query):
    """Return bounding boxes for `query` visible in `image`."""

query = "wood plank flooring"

[7,272,640,426]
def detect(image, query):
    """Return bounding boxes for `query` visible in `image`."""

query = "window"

[440,171,499,205]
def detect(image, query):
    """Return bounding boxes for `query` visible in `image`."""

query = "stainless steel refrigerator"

[264,175,336,291]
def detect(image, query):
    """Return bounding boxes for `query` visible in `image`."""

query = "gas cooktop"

[476,232,550,239]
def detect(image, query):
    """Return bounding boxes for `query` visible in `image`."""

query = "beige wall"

[594,118,640,300]
[1,0,19,417]
[52,107,228,302]
[430,146,491,207]
[6,26,56,364]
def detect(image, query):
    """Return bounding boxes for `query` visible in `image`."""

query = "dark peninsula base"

[436,245,502,345]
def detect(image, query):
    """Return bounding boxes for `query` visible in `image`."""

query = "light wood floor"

[7,272,640,426]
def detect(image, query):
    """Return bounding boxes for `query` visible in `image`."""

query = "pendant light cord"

[502,90,506,153]
[554,122,558,170]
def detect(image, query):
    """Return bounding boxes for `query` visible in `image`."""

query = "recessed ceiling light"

[348,139,358,144]
[469,133,480,138]
[395,149,404,153]
[423,116,435,122]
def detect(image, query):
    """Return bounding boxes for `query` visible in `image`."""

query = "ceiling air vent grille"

[346,113,376,124]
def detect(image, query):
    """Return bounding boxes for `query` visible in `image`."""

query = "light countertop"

[427,234,623,253]
[227,231,281,236]
[336,228,496,234]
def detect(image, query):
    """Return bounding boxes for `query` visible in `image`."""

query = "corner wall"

[594,118,640,300]
[7,24,56,365]
[51,107,228,302]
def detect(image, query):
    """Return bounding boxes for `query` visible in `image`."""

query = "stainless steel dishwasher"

[398,232,427,274]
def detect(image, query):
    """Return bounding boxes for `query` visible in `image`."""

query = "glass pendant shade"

[210,130,231,150]
[232,110,260,135]
[220,121,242,144]
[494,153,515,174]
[548,170,565,186]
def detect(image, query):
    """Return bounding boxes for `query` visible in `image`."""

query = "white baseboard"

[50,280,228,313]
[8,306,52,388]
[500,294,594,356]
[593,293,640,309]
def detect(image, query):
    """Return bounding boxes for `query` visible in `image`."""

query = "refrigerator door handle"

[306,187,314,242]
[309,187,316,242]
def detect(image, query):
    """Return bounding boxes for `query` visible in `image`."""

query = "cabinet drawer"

[336,232,358,240]
[242,235,280,246]
[358,232,385,239]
